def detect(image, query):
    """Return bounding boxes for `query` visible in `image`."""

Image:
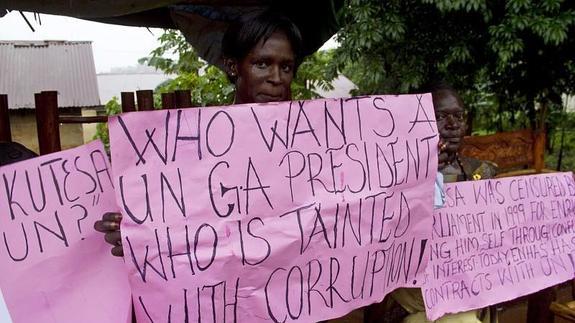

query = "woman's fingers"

[111,245,124,257]
[94,212,122,232]
[104,230,122,246]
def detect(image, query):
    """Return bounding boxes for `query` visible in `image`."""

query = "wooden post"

[0,94,11,142]
[175,90,192,109]
[136,90,154,111]
[121,92,136,113]
[161,93,176,110]
[35,91,61,154]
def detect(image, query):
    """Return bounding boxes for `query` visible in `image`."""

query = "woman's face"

[434,90,466,154]
[231,31,295,104]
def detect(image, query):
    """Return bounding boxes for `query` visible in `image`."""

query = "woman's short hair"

[222,10,303,69]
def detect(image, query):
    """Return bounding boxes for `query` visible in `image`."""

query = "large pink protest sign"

[109,95,438,322]
[423,172,575,320]
[0,141,132,323]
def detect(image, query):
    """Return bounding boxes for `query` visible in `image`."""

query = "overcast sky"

[0,11,163,73]
[0,10,337,75]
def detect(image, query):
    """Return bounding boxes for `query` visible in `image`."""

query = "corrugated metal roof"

[0,40,100,109]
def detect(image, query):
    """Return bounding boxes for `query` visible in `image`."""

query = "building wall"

[1,41,100,153]
[0,41,100,109]
[9,110,86,154]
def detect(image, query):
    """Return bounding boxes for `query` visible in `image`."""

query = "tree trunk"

[557,126,565,170]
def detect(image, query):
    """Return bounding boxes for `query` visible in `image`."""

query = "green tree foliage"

[335,0,575,92]
[93,96,121,150]
[333,0,575,132]
[139,30,234,107]
[334,0,488,94]
[546,99,575,171]
[292,50,337,100]
[330,0,575,169]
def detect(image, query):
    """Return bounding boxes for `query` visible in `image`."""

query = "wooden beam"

[59,115,108,124]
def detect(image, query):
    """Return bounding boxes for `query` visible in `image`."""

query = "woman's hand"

[94,212,124,257]
[438,139,449,169]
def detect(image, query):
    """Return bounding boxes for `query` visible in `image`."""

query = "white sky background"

[0,11,164,73]
[0,11,338,74]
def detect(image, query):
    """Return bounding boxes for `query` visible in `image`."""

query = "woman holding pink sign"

[94,9,302,256]
[93,10,369,323]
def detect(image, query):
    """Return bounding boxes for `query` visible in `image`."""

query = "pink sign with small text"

[424,172,575,320]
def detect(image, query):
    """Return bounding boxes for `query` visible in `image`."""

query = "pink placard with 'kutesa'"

[0,140,132,323]
[109,95,438,322]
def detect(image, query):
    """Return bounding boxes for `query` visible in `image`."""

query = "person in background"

[433,84,497,183]
[390,84,497,323]
[94,9,303,256]
[0,141,37,166]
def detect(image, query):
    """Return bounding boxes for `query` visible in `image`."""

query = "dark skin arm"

[94,212,124,257]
